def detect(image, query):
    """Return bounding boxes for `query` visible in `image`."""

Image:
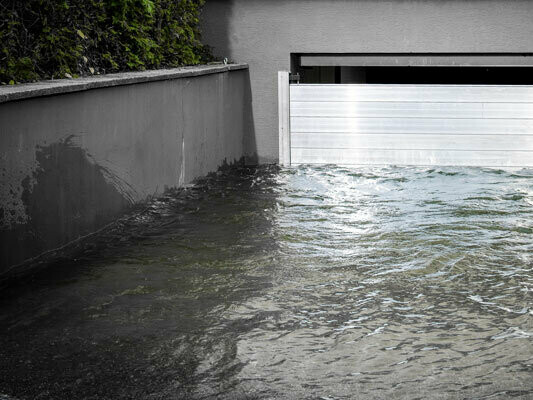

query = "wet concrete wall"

[201,0,533,163]
[0,65,250,275]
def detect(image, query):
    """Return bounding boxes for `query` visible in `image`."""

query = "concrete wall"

[0,65,251,275]
[201,0,533,163]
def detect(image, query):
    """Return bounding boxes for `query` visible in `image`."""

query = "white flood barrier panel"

[289,84,533,167]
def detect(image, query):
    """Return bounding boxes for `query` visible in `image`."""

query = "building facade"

[201,0,533,164]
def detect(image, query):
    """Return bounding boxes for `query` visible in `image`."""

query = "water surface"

[1,165,532,399]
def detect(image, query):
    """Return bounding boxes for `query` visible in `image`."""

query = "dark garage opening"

[292,53,533,84]
[295,66,533,85]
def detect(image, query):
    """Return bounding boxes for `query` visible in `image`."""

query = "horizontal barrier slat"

[290,101,533,119]
[290,117,533,135]
[290,84,533,103]
[291,148,533,167]
[291,133,533,151]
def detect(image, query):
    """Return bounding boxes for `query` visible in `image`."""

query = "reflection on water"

[0,165,532,399]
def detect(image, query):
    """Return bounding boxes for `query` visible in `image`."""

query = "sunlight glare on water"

[228,165,533,399]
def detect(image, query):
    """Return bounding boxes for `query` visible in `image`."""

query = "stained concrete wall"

[201,0,533,163]
[0,65,251,275]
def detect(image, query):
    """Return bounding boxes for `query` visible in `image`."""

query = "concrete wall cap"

[0,63,249,103]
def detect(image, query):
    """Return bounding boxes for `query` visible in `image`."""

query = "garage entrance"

[279,54,533,167]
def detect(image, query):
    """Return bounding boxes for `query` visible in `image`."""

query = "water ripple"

[0,165,532,399]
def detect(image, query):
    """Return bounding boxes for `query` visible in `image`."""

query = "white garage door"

[287,83,533,167]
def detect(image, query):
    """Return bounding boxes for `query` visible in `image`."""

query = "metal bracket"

[289,73,300,84]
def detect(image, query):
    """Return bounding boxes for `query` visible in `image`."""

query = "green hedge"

[0,0,212,84]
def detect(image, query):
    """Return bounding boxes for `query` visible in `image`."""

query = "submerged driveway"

[1,165,532,399]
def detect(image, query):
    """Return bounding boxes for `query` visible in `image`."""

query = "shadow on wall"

[0,137,133,275]
[243,68,258,164]
[201,0,258,164]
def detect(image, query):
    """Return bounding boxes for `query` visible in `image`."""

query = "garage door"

[282,81,533,167]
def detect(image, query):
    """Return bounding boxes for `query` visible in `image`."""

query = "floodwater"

[0,165,532,400]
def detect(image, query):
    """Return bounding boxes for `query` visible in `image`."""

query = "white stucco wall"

[201,0,533,163]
